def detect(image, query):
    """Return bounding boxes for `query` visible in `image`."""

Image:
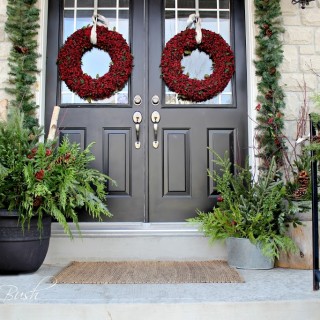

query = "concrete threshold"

[44,223,227,264]
[0,264,319,320]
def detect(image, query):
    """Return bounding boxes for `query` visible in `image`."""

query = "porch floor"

[0,263,320,319]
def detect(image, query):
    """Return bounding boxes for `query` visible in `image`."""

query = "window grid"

[165,0,232,105]
[62,0,129,104]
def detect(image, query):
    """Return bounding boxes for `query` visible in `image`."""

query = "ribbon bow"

[90,14,109,45]
[186,13,202,44]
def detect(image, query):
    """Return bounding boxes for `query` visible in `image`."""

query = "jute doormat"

[53,260,244,284]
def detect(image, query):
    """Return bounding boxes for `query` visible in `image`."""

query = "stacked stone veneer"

[0,0,10,101]
[281,1,320,139]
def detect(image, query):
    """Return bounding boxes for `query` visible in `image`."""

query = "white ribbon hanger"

[186,0,202,44]
[90,0,109,45]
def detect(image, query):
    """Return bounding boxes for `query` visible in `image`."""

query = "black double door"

[46,0,247,222]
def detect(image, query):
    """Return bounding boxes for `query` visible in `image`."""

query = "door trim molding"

[38,0,49,127]
[245,0,258,168]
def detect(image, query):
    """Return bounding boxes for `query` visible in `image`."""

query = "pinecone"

[266,29,273,37]
[265,90,273,100]
[312,135,320,143]
[297,170,309,187]
[33,196,43,207]
[269,67,276,75]
[293,187,307,200]
[14,45,29,54]
[293,170,310,200]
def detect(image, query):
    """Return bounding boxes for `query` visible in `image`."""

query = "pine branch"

[254,0,286,169]
[5,0,40,130]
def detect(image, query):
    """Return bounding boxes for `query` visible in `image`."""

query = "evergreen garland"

[254,0,285,169]
[5,0,40,130]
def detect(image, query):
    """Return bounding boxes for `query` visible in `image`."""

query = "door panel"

[148,111,240,221]
[46,0,146,222]
[103,129,131,195]
[46,0,247,222]
[208,129,235,195]
[51,108,146,222]
[147,0,247,221]
[163,129,191,196]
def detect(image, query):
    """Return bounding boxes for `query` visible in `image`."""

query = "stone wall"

[0,0,10,101]
[281,1,320,139]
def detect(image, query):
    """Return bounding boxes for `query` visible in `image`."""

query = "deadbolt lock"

[134,95,142,106]
[151,95,160,105]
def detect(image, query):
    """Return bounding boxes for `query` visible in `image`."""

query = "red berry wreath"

[57,25,133,101]
[160,29,235,103]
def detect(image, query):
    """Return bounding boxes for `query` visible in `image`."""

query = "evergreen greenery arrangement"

[284,93,320,202]
[0,112,113,237]
[188,150,299,260]
[285,149,312,201]
[254,0,286,169]
[305,94,320,162]
[5,0,40,130]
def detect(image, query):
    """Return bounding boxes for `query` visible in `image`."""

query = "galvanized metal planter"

[226,237,274,270]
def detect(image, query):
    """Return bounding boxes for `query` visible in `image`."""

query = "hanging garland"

[160,29,235,103]
[254,0,285,169]
[57,25,133,101]
[5,0,40,130]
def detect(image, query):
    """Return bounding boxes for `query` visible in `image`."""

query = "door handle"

[151,111,160,149]
[133,111,142,149]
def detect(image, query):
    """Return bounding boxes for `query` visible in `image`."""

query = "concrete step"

[2,223,320,319]
[0,264,319,320]
[44,222,227,264]
[1,300,319,320]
